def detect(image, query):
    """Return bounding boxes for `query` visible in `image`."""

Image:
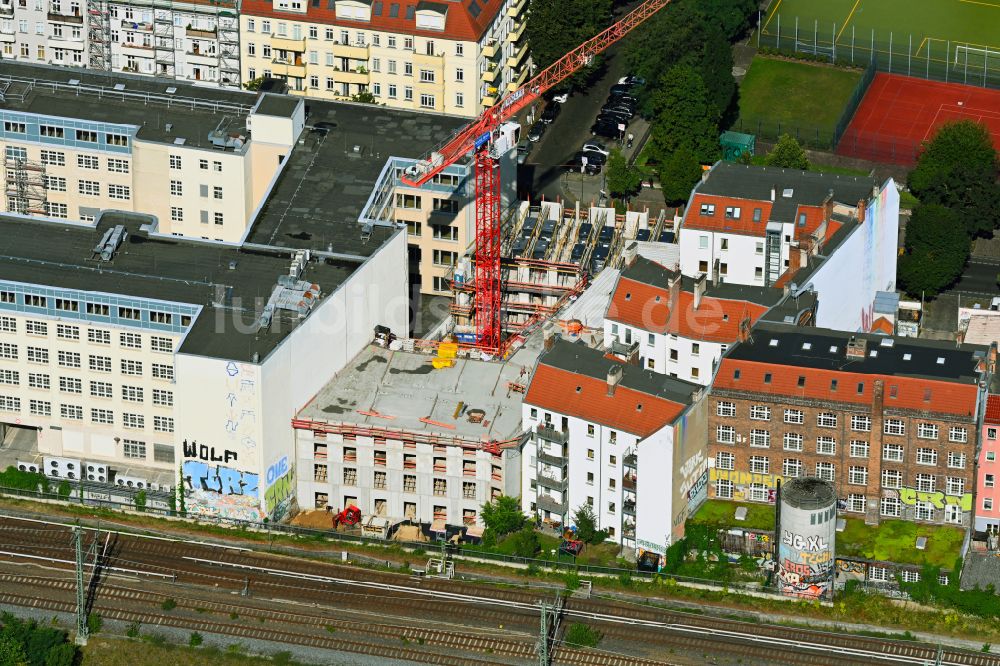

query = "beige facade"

[239,0,530,116]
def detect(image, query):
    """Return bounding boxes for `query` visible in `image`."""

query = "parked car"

[540,102,561,124]
[580,149,607,165]
[607,92,638,106]
[609,83,632,96]
[596,111,630,127]
[552,92,569,103]
[516,140,531,165]
[601,102,635,117]
[567,152,602,175]
[582,140,610,156]
[590,120,622,139]
[618,75,646,87]
[527,121,546,142]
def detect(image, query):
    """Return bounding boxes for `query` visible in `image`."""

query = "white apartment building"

[602,255,813,385]
[521,339,707,557]
[0,202,409,522]
[677,162,900,334]
[0,0,241,87]
[239,0,531,116]
[291,343,533,526]
[1,62,299,243]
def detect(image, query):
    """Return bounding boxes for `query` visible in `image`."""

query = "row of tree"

[898,121,1000,297]
[0,613,77,666]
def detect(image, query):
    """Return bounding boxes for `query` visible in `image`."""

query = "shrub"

[134,490,147,512]
[160,598,177,611]
[565,623,602,648]
[86,612,102,634]
[57,480,72,499]
[126,621,141,637]
[189,632,203,647]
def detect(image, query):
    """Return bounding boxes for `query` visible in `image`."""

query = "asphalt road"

[951,258,1000,298]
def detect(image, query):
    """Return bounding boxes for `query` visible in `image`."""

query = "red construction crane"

[401,0,671,354]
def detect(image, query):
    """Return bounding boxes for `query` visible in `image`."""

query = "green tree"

[0,633,28,666]
[764,134,810,170]
[572,504,608,545]
[480,495,527,538]
[506,526,540,558]
[897,204,970,297]
[696,0,759,40]
[243,77,264,92]
[659,146,703,206]
[605,149,643,201]
[524,0,611,89]
[648,66,720,165]
[908,120,1000,238]
[351,90,377,104]
[134,490,147,513]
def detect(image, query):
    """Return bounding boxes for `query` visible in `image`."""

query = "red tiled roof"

[987,394,1000,425]
[714,359,979,417]
[241,0,500,42]
[683,194,772,236]
[793,205,826,240]
[524,364,686,438]
[606,277,769,344]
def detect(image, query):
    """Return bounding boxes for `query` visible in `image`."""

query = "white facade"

[678,222,787,287]
[603,321,726,386]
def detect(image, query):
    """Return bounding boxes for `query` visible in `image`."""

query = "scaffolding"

[3,156,47,215]
[152,0,175,78]
[87,0,112,71]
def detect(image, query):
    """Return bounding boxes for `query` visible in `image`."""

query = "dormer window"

[724,206,741,219]
[699,203,715,216]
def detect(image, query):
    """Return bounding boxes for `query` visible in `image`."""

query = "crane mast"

[401,0,672,354]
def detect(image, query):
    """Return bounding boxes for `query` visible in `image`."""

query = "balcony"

[623,474,637,492]
[481,39,500,59]
[121,43,155,58]
[623,521,636,538]
[623,499,636,515]
[335,67,370,85]
[120,19,152,31]
[272,58,306,78]
[624,453,637,468]
[482,90,498,107]
[536,470,567,492]
[48,9,83,23]
[333,42,368,59]
[186,26,217,39]
[610,339,639,361]
[536,493,567,516]
[536,424,567,444]
[270,34,305,52]
[481,64,501,84]
[508,20,526,43]
[506,42,528,69]
[507,0,527,17]
[0,3,13,17]
[187,48,219,64]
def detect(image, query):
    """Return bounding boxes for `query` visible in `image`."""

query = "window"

[90,381,112,398]
[881,469,901,489]
[433,250,457,266]
[916,448,938,466]
[783,409,803,424]
[749,456,769,474]
[120,359,142,376]
[917,423,939,440]
[56,324,79,341]
[60,404,83,420]
[0,369,17,386]
[121,385,143,403]
[716,479,733,499]
[882,443,903,462]
[152,389,173,407]
[87,329,110,345]
[946,476,964,496]
[214,212,224,226]
[105,133,128,147]
[783,432,803,451]
[87,303,110,317]
[118,309,140,321]
[108,184,130,200]
[59,376,81,394]
[850,440,869,458]
[91,408,113,424]
[29,400,51,417]
[150,336,172,353]
[122,413,144,429]
[403,474,416,492]
[851,414,871,432]
[985,498,994,511]
[749,429,770,448]
[40,150,65,166]
[153,416,174,433]
[26,347,48,364]
[870,565,890,582]
[170,180,182,196]
[213,186,223,200]
[123,440,146,459]
[884,418,905,436]
[28,373,49,390]
[107,158,129,173]
[915,473,935,492]
[699,203,715,216]
[25,321,47,336]
[0,316,13,333]
[749,405,770,421]
[815,462,835,482]
[716,425,735,444]
[816,412,837,428]
[816,436,836,455]
[849,466,868,485]
[947,452,966,469]
[0,396,20,413]
[43,176,66,192]
[25,295,46,308]
[78,180,100,196]
[55,299,78,313]
[77,154,99,170]
[914,503,934,522]
[716,451,734,470]
[0,343,18,360]
[987,474,995,489]
[783,458,802,477]
[716,401,735,417]
[948,427,968,443]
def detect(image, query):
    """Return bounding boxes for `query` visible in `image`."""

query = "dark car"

[607,92,638,106]
[540,102,561,124]
[596,112,629,127]
[601,103,635,117]
[609,83,632,96]
[567,152,601,174]
[580,149,607,166]
[527,121,546,142]
[590,120,622,139]
[618,75,646,87]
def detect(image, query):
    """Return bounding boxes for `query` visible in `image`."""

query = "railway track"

[0,515,997,666]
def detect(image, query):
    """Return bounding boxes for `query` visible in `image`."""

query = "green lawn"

[688,499,775,532]
[836,519,964,569]
[736,56,861,146]
[759,0,1000,56]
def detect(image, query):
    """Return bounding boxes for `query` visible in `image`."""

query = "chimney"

[544,333,557,351]
[770,184,777,202]
[606,364,623,396]
[823,189,834,222]
[693,273,708,311]
[624,241,638,267]
[845,336,867,359]
[669,270,682,315]
[856,199,866,223]
[711,258,720,287]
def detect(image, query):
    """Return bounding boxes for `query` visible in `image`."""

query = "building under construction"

[448,200,674,345]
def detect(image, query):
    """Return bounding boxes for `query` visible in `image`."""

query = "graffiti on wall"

[182,447,262,522]
[777,529,834,599]
[895,487,972,512]
[223,361,259,450]
[264,456,296,521]
[710,469,784,502]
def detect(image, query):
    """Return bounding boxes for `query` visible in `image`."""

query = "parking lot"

[517,44,649,205]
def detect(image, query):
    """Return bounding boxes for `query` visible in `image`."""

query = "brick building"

[708,323,992,527]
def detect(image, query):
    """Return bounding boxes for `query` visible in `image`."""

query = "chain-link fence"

[757,17,1000,89]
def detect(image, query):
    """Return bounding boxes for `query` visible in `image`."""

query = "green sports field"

[759,0,1000,60]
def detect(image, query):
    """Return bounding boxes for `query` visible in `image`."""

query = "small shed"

[720,131,756,161]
